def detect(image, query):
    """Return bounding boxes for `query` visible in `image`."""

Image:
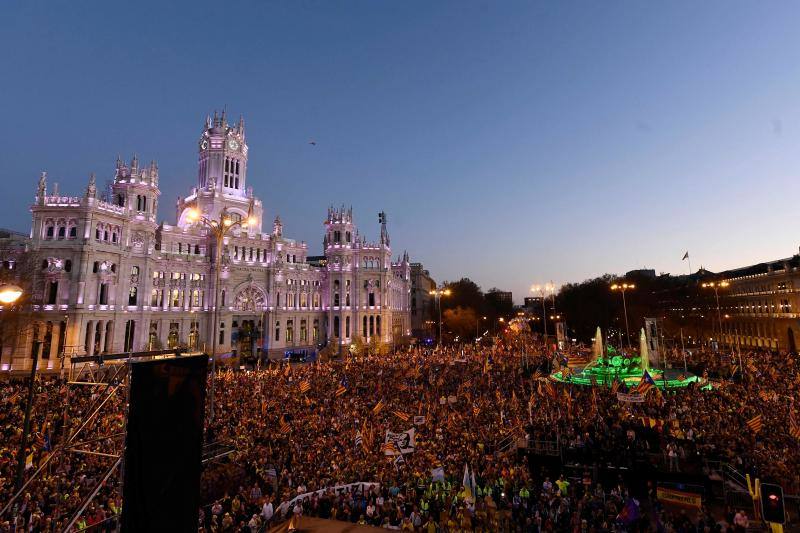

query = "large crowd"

[0,337,798,532]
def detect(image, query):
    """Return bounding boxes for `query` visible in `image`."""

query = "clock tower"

[177,110,262,232]
[197,109,248,197]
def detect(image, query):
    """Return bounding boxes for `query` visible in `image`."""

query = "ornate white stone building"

[10,111,411,369]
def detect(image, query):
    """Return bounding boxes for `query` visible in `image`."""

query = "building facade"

[6,112,412,370]
[409,262,436,340]
[657,251,800,353]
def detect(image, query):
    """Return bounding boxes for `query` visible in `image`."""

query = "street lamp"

[701,280,729,346]
[0,284,23,304]
[186,203,256,421]
[429,287,451,348]
[531,283,554,343]
[476,315,487,341]
[0,285,37,493]
[610,282,635,350]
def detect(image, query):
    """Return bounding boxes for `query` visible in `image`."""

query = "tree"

[443,306,478,341]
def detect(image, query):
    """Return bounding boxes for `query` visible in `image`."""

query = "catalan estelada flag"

[299,380,311,394]
[636,371,655,395]
[335,384,347,397]
[279,415,291,434]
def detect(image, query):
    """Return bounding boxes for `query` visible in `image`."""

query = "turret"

[86,173,97,199]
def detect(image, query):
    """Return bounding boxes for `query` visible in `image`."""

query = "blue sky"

[2,1,800,302]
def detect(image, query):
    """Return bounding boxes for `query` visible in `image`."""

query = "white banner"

[384,428,415,455]
[617,392,645,403]
[279,482,380,517]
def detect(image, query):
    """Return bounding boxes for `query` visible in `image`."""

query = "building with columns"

[3,111,412,370]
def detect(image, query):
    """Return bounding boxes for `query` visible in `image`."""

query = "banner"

[656,487,702,508]
[431,467,445,482]
[413,416,426,426]
[384,428,415,455]
[617,392,645,403]
[279,482,380,517]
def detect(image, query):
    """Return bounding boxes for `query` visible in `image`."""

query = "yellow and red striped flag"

[392,410,410,422]
[279,415,291,434]
[299,380,311,394]
[335,384,347,397]
[372,399,385,414]
[746,414,763,433]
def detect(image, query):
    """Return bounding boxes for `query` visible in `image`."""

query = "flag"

[682,251,689,261]
[393,454,406,468]
[790,411,800,440]
[355,430,363,448]
[545,380,557,399]
[279,415,291,434]
[636,371,655,395]
[532,369,542,381]
[299,381,311,394]
[372,399,385,414]
[381,441,398,455]
[25,452,34,470]
[392,410,410,422]
[335,384,347,397]
[431,467,445,483]
[677,373,687,382]
[746,414,763,433]
[461,463,473,499]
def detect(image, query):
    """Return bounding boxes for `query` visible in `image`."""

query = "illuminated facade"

[8,112,411,369]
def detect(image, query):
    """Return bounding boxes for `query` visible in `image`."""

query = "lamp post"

[531,283,554,345]
[476,315,487,341]
[0,284,35,493]
[429,287,451,348]
[610,282,635,350]
[186,204,255,422]
[701,281,729,347]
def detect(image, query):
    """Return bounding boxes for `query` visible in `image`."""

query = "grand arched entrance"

[232,283,267,361]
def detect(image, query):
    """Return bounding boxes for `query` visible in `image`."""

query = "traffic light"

[760,483,785,524]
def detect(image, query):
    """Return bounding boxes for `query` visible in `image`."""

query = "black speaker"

[121,355,208,532]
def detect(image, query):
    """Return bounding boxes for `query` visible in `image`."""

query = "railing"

[526,439,561,457]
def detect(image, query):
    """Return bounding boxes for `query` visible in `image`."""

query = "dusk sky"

[2,1,800,302]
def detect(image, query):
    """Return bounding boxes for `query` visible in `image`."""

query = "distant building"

[486,290,513,307]
[410,263,436,340]
[4,112,414,370]
[659,249,800,352]
[523,296,543,309]
[626,268,656,279]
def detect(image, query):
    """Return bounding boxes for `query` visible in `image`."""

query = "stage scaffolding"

[0,348,233,532]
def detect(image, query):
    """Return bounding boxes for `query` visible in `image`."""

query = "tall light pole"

[186,203,255,421]
[476,315,487,341]
[610,282,635,350]
[701,280,729,346]
[429,287,451,348]
[531,283,554,345]
[0,284,35,492]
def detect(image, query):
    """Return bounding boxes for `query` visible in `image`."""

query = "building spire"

[86,172,97,199]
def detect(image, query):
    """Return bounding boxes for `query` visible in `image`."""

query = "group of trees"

[438,278,515,341]
[555,271,718,345]
[433,271,720,347]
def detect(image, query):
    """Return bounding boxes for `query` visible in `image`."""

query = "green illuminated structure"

[551,345,700,390]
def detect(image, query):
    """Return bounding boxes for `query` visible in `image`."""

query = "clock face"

[228,139,239,151]
[200,139,208,150]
